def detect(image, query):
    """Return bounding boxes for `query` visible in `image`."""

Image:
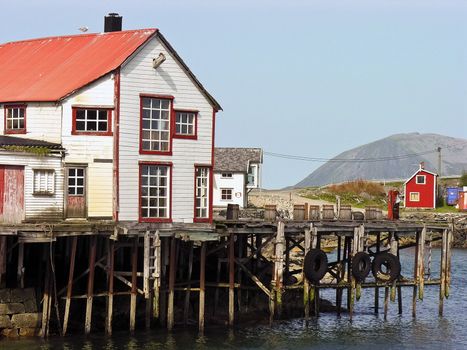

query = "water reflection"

[1,249,466,349]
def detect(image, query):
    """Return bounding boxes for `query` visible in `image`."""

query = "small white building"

[213,148,263,208]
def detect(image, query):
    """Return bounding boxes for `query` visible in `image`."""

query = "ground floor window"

[409,192,420,202]
[195,167,210,220]
[140,164,171,220]
[221,188,233,201]
[33,169,55,195]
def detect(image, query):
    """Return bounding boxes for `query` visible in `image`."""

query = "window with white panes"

[195,167,209,219]
[175,111,196,136]
[221,173,232,178]
[141,98,171,152]
[74,108,111,133]
[5,106,26,132]
[221,188,233,201]
[68,168,85,195]
[33,169,55,195]
[140,164,170,219]
[410,192,420,202]
[416,175,426,184]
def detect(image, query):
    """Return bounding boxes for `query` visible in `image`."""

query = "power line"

[264,149,439,163]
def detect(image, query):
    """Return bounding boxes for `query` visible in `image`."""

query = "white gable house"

[213,148,263,208]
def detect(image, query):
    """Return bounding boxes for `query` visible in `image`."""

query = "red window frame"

[4,104,27,134]
[138,161,173,223]
[174,109,198,140]
[139,94,174,155]
[194,165,212,223]
[71,107,113,136]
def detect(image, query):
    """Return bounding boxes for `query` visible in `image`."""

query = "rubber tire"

[371,252,401,283]
[304,249,328,283]
[351,252,371,282]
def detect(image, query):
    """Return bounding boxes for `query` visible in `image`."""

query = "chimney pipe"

[104,13,122,32]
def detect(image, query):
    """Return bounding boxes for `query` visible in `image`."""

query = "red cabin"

[403,163,437,209]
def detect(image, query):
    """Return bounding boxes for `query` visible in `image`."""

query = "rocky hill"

[295,133,467,187]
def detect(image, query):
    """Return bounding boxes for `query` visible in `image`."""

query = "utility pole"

[437,147,442,178]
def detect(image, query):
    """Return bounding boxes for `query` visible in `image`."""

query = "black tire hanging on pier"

[371,252,401,283]
[304,249,328,283]
[351,252,371,281]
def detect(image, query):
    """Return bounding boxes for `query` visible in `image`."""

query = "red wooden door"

[0,165,25,224]
[66,167,86,218]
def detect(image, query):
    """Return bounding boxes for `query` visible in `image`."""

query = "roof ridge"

[0,28,158,46]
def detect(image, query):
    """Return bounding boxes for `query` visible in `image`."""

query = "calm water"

[2,248,467,350]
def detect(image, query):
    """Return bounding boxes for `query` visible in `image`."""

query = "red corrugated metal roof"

[0,29,157,103]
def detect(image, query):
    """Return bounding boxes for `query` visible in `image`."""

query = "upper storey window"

[140,96,172,154]
[72,107,112,136]
[174,110,197,139]
[5,105,26,134]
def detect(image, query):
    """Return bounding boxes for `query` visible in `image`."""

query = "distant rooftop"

[214,148,262,173]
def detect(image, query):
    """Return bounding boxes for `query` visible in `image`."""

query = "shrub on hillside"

[327,179,386,197]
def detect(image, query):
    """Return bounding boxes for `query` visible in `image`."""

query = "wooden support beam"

[85,236,97,335]
[105,240,115,335]
[235,258,271,298]
[445,224,453,298]
[199,242,206,333]
[63,236,78,336]
[336,235,342,317]
[167,236,177,331]
[418,226,426,300]
[439,229,447,316]
[153,231,161,320]
[16,242,24,288]
[40,245,51,338]
[130,238,138,333]
[228,233,235,326]
[412,231,420,318]
[374,233,380,314]
[183,242,194,325]
[143,231,151,330]
[273,221,285,320]
[303,225,311,323]
[0,236,6,288]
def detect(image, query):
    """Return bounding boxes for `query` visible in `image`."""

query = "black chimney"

[104,13,122,32]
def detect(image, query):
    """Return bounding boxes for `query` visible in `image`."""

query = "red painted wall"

[405,170,436,208]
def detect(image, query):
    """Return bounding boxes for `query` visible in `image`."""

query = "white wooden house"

[0,16,221,225]
[213,148,263,208]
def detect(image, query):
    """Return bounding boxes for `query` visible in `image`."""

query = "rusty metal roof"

[0,29,157,103]
[214,148,263,172]
[0,29,222,111]
[0,135,63,149]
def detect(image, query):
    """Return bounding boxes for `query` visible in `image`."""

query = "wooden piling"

[40,245,51,338]
[105,240,115,335]
[167,236,177,331]
[303,225,311,322]
[199,242,206,333]
[228,233,235,326]
[85,236,97,335]
[439,229,447,316]
[374,233,380,314]
[412,231,420,318]
[16,242,24,288]
[153,231,161,320]
[418,226,426,300]
[63,236,78,335]
[184,242,194,325]
[336,235,342,316]
[130,238,138,333]
[143,232,151,330]
[445,224,453,298]
[275,222,285,318]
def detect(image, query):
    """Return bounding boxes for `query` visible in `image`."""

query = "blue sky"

[1,0,466,188]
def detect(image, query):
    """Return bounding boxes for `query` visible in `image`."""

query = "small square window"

[416,175,426,184]
[174,111,197,138]
[5,105,26,134]
[33,170,55,195]
[221,173,233,178]
[410,192,420,202]
[221,188,233,201]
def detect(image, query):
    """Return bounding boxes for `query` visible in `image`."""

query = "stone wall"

[0,288,41,338]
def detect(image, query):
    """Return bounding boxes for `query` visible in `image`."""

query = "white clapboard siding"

[61,74,115,218]
[119,35,214,222]
[213,173,246,208]
[0,152,64,221]
[0,103,62,144]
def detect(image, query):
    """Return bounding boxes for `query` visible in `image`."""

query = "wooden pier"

[0,214,454,337]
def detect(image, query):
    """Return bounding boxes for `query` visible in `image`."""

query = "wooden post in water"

[63,236,78,335]
[303,224,311,323]
[105,239,115,335]
[143,232,152,330]
[229,233,235,326]
[130,238,138,333]
[445,224,453,299]
[40,245,51,338]
[439,229,447,316]
[85,236,97,335]
[336,235,342,316]
[311,225,319,317]
[184,242,194,325]
[153,231,161,321]
[418,226,426,301]
[199,242,206,333]
[412,231,420,318]
[374,233,381,314]
[167,236,177,331]
[275,222,285,318]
